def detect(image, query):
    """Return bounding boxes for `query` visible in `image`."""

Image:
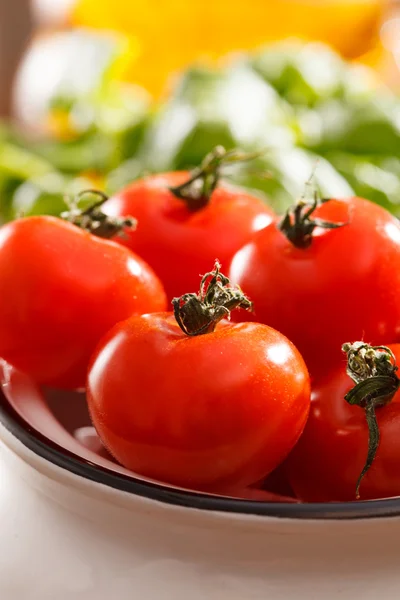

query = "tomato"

[223,463,298,502]
[259,461,296,498]
[286,343,400,502]
[230,195,400,375]
[0,215,166,389]
[87,263,310,490]
[103,147,274,300]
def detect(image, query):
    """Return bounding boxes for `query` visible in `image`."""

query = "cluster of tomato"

[1,146,400,504]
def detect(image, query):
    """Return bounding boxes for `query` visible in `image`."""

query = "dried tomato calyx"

[342,342,400,499]
[62,189,136,239]
[279,171,348,249]
[169,146,261,211]
[172,260,252,336]
[279,191,348,249]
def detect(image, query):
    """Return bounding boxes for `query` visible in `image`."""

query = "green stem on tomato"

[342,342,400,499]
[61,189,136,239]
[357,403,379,501]
[172,260,252,336]
[279,173,347,249]
[169,145,262,212]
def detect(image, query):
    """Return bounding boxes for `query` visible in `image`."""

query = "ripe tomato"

[87,263,310,490]
[230,195,400,375]
[103,147,274,300]
[286,343,400,502]
[223,463,298,502]
[0,215,166,389]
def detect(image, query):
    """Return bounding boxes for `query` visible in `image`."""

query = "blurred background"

[0,0,399,220]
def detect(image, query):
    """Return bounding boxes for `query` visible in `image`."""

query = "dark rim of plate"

[1,389,400,520]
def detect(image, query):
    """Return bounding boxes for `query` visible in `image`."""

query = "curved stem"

[77,189,109,207]
[61,189,136,239]
[279,184,347,249]
[172,261,252,336]
[342,342,400,499]
[356,404,379,500]
[169,146,262,211]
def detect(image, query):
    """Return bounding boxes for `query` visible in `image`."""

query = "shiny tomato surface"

[87,313,310,490]
[230,197,400,375]
[0,216,166,389]
[104,172,274,300]
[286,344,400,502]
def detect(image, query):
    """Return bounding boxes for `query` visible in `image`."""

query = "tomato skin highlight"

[0,216,167,389]
[87,313,310,490]
[229,197,400,375]
[103,172,274,300]
[286,344,400,502]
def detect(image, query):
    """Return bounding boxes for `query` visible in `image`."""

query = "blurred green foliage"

[1,39,399,223]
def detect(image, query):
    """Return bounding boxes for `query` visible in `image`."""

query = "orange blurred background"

[38,0,399,96]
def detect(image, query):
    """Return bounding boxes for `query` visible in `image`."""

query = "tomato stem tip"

[172,260,252,336]
[61,189,137,239]
[342,342,400,499]
[279,176,347,249]
[169,146,262,211]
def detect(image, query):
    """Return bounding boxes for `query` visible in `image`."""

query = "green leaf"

[137,65,296,172]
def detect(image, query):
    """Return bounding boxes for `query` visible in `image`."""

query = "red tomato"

[87,263,309,490]
[286,343,400,502]
[259,461,296,498]
[0,216,166,389]
[230,196,400,375]
[223,463,298,502]
[103,150,274,300]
